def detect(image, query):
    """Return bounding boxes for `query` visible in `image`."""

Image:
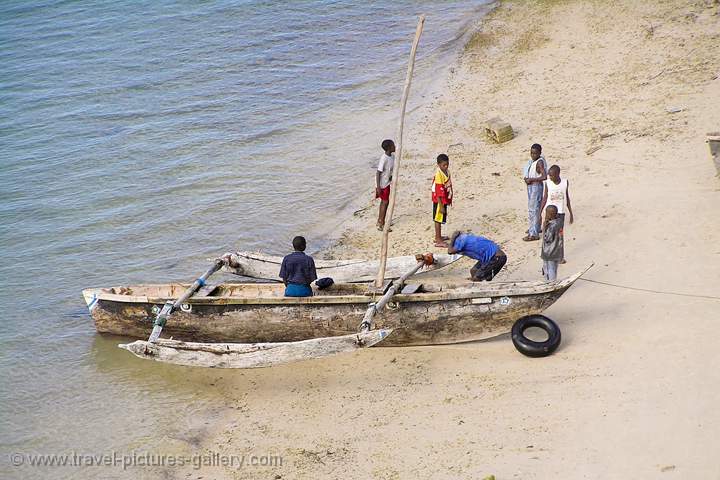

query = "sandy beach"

[174,1,720,478]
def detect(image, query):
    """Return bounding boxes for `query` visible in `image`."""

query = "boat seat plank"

[401,283,423,294]
[195,284,220,297]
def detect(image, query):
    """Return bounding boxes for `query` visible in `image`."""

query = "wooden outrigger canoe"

[220,251,461,282]
[83,267,588,348]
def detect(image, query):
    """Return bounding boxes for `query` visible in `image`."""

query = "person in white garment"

[541,164,574,262]
[376,139,395,231]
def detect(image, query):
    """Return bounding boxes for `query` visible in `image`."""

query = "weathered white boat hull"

[84,268,589,347]
[221,251,461,282]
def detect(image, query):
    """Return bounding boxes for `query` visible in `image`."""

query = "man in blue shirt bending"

[279,236,318,297]
[448,231,507,281]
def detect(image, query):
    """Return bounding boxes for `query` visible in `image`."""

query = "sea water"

[0,1,490,478]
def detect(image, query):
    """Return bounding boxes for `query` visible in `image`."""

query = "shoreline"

[307,2,498,259]
[175,1,720,478]
[323,0,720,282]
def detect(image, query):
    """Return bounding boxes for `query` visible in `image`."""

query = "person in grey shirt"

[541,205,564,281]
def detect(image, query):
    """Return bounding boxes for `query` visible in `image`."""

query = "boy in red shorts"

[376,139,395,231]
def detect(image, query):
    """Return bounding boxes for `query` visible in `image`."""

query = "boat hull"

[83,271,586,346]
[222,251,461,283]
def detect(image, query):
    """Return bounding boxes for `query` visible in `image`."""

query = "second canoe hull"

[222,251,462,283]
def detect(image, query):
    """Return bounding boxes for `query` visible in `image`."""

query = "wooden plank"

[401,283,422,294]
[470,297,492,304]
[195,284,219,297]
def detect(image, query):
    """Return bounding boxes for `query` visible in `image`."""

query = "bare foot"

[434,241,449,248]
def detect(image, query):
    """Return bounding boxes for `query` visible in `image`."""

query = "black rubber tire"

[511,314,561,358]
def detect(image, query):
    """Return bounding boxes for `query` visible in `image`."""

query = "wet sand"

[173,1,720,478]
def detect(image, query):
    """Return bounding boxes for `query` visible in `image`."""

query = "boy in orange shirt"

[431,154,453,247]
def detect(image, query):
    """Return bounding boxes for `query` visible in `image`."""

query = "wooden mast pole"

[374,15,425,288]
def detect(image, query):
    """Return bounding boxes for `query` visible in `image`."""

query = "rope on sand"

[578,278,720,301]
